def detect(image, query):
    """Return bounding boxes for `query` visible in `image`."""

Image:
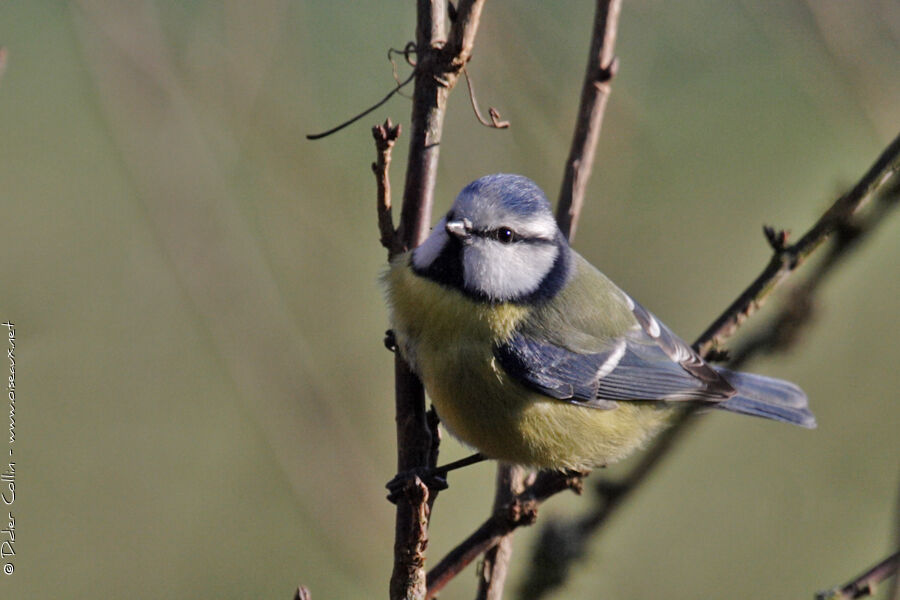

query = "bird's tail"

[713,367,816,429]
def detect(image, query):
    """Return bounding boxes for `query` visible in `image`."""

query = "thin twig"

[694,131,900,357]
[293,585,312,600]
[307,71,415,140]
[555,0,622,242]
[372,119,402,255]
[388,42,417,99]
[815,552,899,600]
[389,2,488,599]
[728,176,900,367]
[463,67,510,129]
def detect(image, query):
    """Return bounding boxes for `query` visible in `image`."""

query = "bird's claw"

[384,329,397,352]
[385,467,448,504]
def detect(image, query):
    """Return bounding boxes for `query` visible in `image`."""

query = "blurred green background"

[0,1,898,598]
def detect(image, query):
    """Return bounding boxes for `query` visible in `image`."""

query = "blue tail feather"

[713,368,816,429]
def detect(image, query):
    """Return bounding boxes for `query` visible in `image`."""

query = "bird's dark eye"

[495,227,515,244]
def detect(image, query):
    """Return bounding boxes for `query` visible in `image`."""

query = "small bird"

[384,174,815,472]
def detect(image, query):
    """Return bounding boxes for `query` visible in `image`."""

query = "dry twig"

[371,119,402,255]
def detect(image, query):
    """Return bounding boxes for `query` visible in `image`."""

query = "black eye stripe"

[471,227,555,245]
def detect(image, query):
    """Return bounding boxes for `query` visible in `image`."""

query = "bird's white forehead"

[411,216,448,271]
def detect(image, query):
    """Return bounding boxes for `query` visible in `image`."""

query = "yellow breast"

[384,256,673,470]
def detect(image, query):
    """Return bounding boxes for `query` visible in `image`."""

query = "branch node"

[763,224,790,252]
[506,497,539,528]
[596,56,618,83]
[594,478,627,503]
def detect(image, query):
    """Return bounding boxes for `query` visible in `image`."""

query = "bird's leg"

[386,453,487,504]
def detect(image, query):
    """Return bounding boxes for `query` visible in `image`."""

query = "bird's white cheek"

[463,242,558,300]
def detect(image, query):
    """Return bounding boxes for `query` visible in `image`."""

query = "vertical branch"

[476,466,534,600]
[390,3,487,599]
[555,0,622,242]
[388,8,447,598]
[395,0,449,252]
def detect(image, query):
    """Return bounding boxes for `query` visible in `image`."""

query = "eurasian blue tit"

[384,174,815,471]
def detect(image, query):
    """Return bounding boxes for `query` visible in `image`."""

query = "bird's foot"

[385,453,487,504]
[385,467,448,505]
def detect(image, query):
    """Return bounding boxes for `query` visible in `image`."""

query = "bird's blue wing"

[494,297,735,408]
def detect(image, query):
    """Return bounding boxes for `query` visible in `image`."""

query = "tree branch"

[728,175,900,367]
[695,131,900,357]
[815,552,899,600]
[555,0,622,242]
[389,3,487,599]
[0,47,7,85]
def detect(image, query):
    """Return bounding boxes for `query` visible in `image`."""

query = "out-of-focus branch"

[474,3,623,598]
[389,3,487,599]
[815,552,899,600]
[555,0,622,242]
[372,119,402,255]
[519,131,900,597]
[0,47,8,84]
[892,478,900,600]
